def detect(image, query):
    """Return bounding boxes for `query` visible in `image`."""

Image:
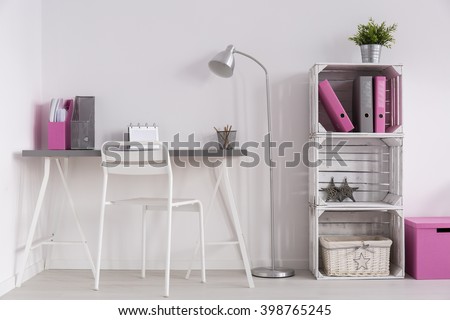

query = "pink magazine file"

[48,99,73,150]
[318,80,354,132]
[48,122,66,150]
[373,76,386,133]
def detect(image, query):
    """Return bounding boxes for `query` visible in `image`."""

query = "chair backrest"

[101,141,172,177]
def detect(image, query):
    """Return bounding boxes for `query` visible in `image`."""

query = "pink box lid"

[405,217,450,229]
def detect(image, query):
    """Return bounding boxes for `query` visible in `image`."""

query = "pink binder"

[318,80,354,132]
[373,76,386,133]
[48,99,74,150]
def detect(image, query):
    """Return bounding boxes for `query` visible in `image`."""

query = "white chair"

[95,141,206,297]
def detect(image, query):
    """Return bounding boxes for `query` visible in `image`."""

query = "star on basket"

[339,178,358,202]
[320,177,340,202]
[353,253,370,270]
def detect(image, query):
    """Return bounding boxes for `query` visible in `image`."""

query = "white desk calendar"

[128,123,159,142]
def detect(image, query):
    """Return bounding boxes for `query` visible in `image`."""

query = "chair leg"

[95,174,108,291]
[141,206,147,279]
[95,204,106,290]
[185,244,198,280]
[185,202,207,282]
[164,207,173,297]
[198,202,206,283]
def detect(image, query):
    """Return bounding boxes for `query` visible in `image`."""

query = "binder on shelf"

[318,80,354,132]
[373,76,386,133]
[48,99,73,150]
[353,76,374,133]
[386,124,402,133]
[71,96,95,150]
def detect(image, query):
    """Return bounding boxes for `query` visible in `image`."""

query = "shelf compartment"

[309,136,402,206]
[314,201,402,210]
[309,208,404,279]
[315,263,404,280]
[310,63,402,134]
[312,132,404,139]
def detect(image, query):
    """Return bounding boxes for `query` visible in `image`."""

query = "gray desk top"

[22,149,248,158]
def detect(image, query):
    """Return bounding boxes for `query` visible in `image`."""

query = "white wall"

[29,0,450,274]
[0,0,42,295]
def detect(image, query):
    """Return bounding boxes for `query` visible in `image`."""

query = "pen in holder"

[48,99,73,150]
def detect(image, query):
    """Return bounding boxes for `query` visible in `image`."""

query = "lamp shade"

[208,45,235,78]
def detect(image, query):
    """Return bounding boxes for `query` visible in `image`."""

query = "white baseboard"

[44,258,308,271]
[0,259,44,297]
[0,276,15,297]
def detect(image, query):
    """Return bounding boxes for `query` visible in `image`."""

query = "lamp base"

[251,267,295,278]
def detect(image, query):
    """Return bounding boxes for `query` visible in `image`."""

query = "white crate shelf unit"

[308,63,405,280]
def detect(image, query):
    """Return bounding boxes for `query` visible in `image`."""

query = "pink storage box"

[405,217,450,280]
[48,122,67,150]
[47,99,73,150]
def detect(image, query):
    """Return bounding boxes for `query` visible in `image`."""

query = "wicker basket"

[320,235,392,277]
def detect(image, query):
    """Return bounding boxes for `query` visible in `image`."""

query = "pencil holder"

[217,130,237,149]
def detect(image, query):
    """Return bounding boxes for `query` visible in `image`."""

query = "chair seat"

[108,197,200,210]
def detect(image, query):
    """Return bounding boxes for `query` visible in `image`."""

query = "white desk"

[19,149,255,289]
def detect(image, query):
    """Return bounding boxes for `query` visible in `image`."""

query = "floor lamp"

[208,45,295,278]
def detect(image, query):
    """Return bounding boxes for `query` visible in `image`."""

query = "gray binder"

[71,96,95,149]
[353,76,373,132]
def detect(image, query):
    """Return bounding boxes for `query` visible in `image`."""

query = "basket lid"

[405,217,450,229]
[319,236,392,249]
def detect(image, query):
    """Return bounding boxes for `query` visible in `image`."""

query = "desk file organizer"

[48,99,74,150]
[71,96,95,149]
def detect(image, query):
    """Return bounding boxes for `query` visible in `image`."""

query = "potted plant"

[349,18,397,63]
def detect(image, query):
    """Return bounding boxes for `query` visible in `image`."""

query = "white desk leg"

[16,157,51,287]
[44,158,69,270]
[95,172,108,290]
[220,162,255,288]
[185,163,224,279]
[185,160,254,288]
[55,159,96,277]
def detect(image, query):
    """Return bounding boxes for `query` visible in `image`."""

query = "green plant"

[348,18,397,48]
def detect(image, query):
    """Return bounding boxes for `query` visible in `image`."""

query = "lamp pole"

[222,48,294,278]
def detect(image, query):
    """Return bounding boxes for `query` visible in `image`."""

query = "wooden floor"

[2,269,450,300]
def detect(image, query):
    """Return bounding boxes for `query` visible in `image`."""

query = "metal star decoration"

[353,253,370,270]
[320,177,341,202]
[339,178,358,202]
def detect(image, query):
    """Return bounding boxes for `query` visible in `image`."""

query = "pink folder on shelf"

[318,80,354,132]
[373,76,386,133]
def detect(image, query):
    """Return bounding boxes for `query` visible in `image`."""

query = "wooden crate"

[309,63,403,135]
[309,208,405,279]
[308,63,405,280]
[309,136,402,208]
